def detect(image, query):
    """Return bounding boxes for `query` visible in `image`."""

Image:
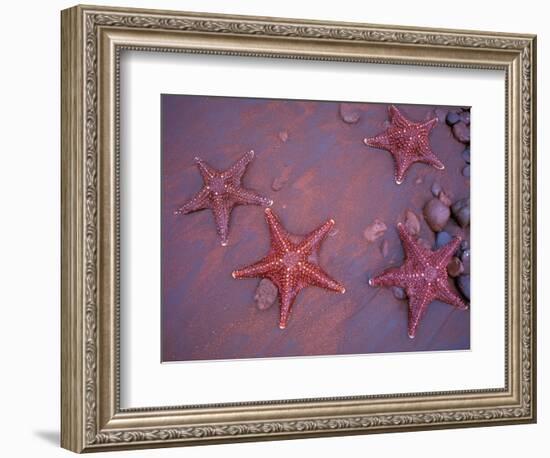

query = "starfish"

[363,105,444,184]
[174,150,273,246]
[232,208,346,329]
[369,223,468,338]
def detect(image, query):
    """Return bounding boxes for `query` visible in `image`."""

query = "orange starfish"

[174,150,272,246]
[369,223,468,338]
[232,208,346,329]
[364,105,443,184]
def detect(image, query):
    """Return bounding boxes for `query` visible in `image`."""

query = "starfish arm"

[296,218,335,255]
[194,157,217,181]
[369,266,405,288]
[229,186,273,207]
[299,262,346,294]
[431,236,462,269]
[174,187,210,215]
[393,153,417,184]
[223,150,255,181]
[278,274,299,329]
[211,195,233,246]
[264,208,293,252]
[397,223,431,263]
[418,140,445,170]
[232,255,281,279]
[363,132,390,150]
[435,279,469,309]
[388,105,411,129]
[420,117,438,132]
[407,287,432,338]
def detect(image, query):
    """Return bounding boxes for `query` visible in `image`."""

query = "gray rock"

[453,121,470,144]
[451,198,470,228]
[457,275,470,301]
[435,231,452,249]
[462,165,471,178]
[339,103,361,124]
[423,198,451,232]
[462,147,470,163]
[392,286,407,300]
[431,181,442,197]
[446,111,461,126]
[254,279,278,310]
[460,111,471,125]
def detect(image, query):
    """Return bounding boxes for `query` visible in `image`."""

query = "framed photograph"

[61,4,537,453]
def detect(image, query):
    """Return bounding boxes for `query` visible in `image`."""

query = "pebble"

[452,121,470,144]
[254,279,278,310]
[457,275,470,301]
[435,231,452,249]
[364,219,387,243]
[328,228,339,237]
[380,239,389,258]
[447,257,464,277]
[392,286,407,300]
[423,198,450,232]
[451,198,470,228]
[404,209,421,236]
[431,181,442,197]
[462,165,471,178]
[461,249,471,274]
[446,111,461,126]
[460,240,469,251]
[339,103,361,124]
[278,131,289,142]
[462,147,470,163]
[438,191,452,207]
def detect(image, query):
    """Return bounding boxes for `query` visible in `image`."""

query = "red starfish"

[369,223,468,338]
[174,150,273,246]
[232,208,346,329]
[363,105,443,184]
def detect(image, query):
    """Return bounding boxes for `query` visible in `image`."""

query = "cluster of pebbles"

[446,108,471,178]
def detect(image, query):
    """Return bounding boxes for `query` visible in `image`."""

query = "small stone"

[380,239,389,258]
[462,165,470,178]
[404,209,421,236]
[457,275,470,301]
[364,219,387,243]
[431,181,442,197]
[278,131,289,142]
[462,147,470,163]
[415,177,423,184]
[451,198,470,228]
[452,121,470,144]
[447,257,464,277]
[446,111,461,126]
[435,231,452,249]
[339,103,361,124]
[392,286,407,300]
[461,249,471,274]
[460,111,471,125]
[328,228,339,237]
[438,191,452,207]
[423,198,450,232]
[254,279,278,310]
[460,240,469,251]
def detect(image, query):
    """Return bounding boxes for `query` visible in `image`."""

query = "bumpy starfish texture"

[174,150,273,246]
[369,223,468,338]
[363,105,443,184]
[232,208,346,329]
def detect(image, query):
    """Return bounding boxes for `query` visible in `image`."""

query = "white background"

[0,0,546,457]
[122,53,504,407]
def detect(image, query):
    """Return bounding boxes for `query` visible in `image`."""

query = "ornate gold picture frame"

[61,4,536,453]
